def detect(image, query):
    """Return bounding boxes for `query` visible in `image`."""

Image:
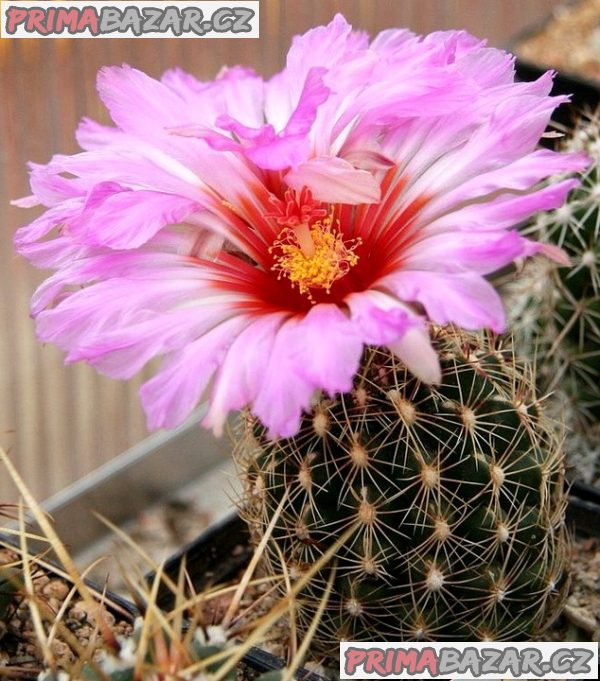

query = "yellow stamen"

[270,213,361,302]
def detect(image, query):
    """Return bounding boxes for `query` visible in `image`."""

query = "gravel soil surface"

[515,0,600,83]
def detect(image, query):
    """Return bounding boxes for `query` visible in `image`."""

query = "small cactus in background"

[507,109,600,482]
[38,621,241,681]
[237,326,570,652]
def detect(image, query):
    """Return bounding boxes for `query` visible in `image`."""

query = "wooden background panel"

[0,0,561,502]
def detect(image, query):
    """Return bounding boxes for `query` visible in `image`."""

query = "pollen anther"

[270,211,360,302]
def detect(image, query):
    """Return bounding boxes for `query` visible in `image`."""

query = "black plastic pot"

[567,479,600,533]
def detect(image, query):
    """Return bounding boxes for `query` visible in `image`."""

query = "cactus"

[37,621,245,681]
[237,326,570,652]
[507,108,600,482]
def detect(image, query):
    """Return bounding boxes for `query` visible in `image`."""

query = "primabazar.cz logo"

[1,1,259,38]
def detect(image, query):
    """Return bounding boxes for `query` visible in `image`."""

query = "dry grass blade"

[270,540,297,663]
[92,511,181,598]
[281,564,335,681]
[17,503,53,669]
[222,488,289,630]
[134,564,164,679]
[0,449,111,631]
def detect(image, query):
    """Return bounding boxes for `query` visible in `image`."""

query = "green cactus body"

[237,327,569,651]
[507,110,600,481]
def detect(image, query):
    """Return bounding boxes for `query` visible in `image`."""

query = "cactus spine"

[237,326,569,651]
[507,109,600,482]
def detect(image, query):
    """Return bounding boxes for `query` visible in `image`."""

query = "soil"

[514,0,600,83]
[0,546,133,678]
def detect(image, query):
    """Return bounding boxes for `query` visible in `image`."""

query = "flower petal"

[382,270,506,332]
[140,316,251,430]
[387,326,441,384]
[68,183,198,249]
[422,177,583,237]
[285,156,381,204]
[403,230,529,275]
[346,290,419,345]
[251,318,316,438]
[202,312,289,435]
[292,304,363,395]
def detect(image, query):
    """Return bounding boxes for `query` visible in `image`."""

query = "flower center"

[266,188,362,303]
[270,213,361,302]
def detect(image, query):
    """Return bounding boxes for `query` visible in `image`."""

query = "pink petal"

[141,316,251,430]
[283,67,330,138]
[14,198,84,248]
[346,291,440,384]
[70,302,242,379]
[339,148,395,173]
[161,66,206,95]
[387,326,442,384]
[27,162,88,205]
[33,271,211,343]
[251,318,316,438]
[423,178,582,236]
[17,237,90,270]
[382,270,506,332]
[162,64,265,129]
[76,117,126,150]
[291,304,363,396]
[346,291,419,345]
[97,65,188,141]
[284,14,366,87]
[202,312,289,435]
[68,184,198,249]
[244,135,311,171]
[403,230,529,275]
[369,27,416,55]
[43,148,204,200]
[437,150,589,209]
[11,195,39,208]
[96,65,269,208]
[186,67,329,171]
[204,306,363,437]
[285,156,381,204]
[264,14,367,134]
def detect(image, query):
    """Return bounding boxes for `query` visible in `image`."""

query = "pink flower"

[14,15,589,438]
